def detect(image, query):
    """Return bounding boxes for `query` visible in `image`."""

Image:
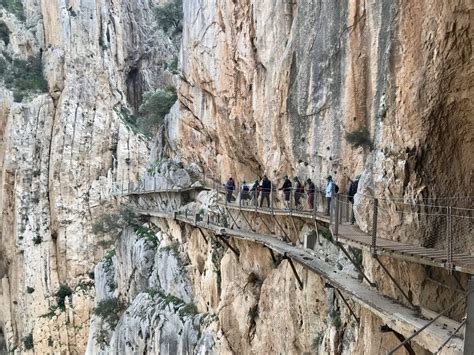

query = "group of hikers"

[224,174,360,221]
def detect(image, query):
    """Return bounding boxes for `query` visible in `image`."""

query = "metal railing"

[331,193,474,271]
[216,181,330,218]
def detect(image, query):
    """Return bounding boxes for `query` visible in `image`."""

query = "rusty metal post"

[371,198,378,256]
[334,194,340,237]
[270,183,274,213]
[447,206,453,274]
[238,182,242,211]
[313,191,317,219]
[255,185,258,212]
[346,199,350,223]
[290,189,293,214]
[464,277,474,355]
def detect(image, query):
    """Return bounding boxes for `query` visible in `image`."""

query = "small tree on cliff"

[154,0,183,34]
[138,86,177,131]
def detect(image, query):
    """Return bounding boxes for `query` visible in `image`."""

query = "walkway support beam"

[337,242,376,288]
[285,256,303,290]
[375,255,416,310]
[216,234,240,257]
[336,289,360,324]
[371,198,378,256]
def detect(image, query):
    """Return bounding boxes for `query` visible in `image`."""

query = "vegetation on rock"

[154,0,183,34]
[0,53,48,102]
[93,297,127,328]
[56,284,73,311]
[138,86,177,131]
[22,333,33,350]
[345,127,374,150]
[0,0,25,20]
[0,20,9,45]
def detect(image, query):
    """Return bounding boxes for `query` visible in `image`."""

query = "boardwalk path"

[137,208,464,354]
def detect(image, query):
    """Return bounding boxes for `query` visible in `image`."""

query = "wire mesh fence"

[111,172,474,269]
[331,193,474,270]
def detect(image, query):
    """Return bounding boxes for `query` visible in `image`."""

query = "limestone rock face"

[86,226,216,354]
[169,0,472,201]
[0,0,177,353]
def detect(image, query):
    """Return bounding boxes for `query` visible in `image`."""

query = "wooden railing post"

[371,198,378,256]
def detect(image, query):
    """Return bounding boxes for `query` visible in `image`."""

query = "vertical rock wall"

[0,0,177,353]
[170,0,472,198]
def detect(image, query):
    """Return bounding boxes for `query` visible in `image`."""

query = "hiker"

[306,178,316,210]
[260,175,271,207]
[240,180,251,205]
[293,176,304,208]
[250,179,260,205]
[348,176,359,224]
[279,176,292,209]
[325,175,336,215]
[224,177,235,203]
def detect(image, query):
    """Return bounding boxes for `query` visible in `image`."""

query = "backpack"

[334,184,339,193]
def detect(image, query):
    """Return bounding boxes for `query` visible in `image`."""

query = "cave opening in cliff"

[126,67,143,113]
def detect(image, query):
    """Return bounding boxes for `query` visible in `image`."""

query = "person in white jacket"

[325,175,335,215]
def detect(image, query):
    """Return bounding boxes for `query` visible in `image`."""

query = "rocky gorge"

[0,0,473,354]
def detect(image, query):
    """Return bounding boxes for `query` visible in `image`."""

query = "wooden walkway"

[113,186,207,197]
[222,203,474,275]
[136,208,464,354]
[220,202,330,223]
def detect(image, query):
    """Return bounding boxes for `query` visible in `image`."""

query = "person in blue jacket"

[325,175,335,215]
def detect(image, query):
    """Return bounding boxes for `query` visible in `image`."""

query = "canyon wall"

[0,0,177,352]
[0,0,472,353]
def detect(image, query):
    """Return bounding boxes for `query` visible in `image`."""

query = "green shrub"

[0,20,10,45]
[319,226,333,243]
[138,86,177,132]
[154,0,183,34]
[32,235,42,245]
[135,225,159,248]
[22,333,33,350]
[0,0,25,20]
[345,127,373,150]
[94,329,110,350]
[92,207,139,238]
[56,284,73,311]
[26,286,35,294]
[330,309,342,328]
[179,303,198,317]
[167,56,179,74]
[1,54,48,100]
[93,297,127,328]
[350,247,363,270]
[311,332,324,351]
[160,241,180,255]
[247,305,258,321]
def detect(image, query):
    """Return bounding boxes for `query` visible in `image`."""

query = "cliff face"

[0,0,176,353]
[1,0,473,354]
[171,0,472,198]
